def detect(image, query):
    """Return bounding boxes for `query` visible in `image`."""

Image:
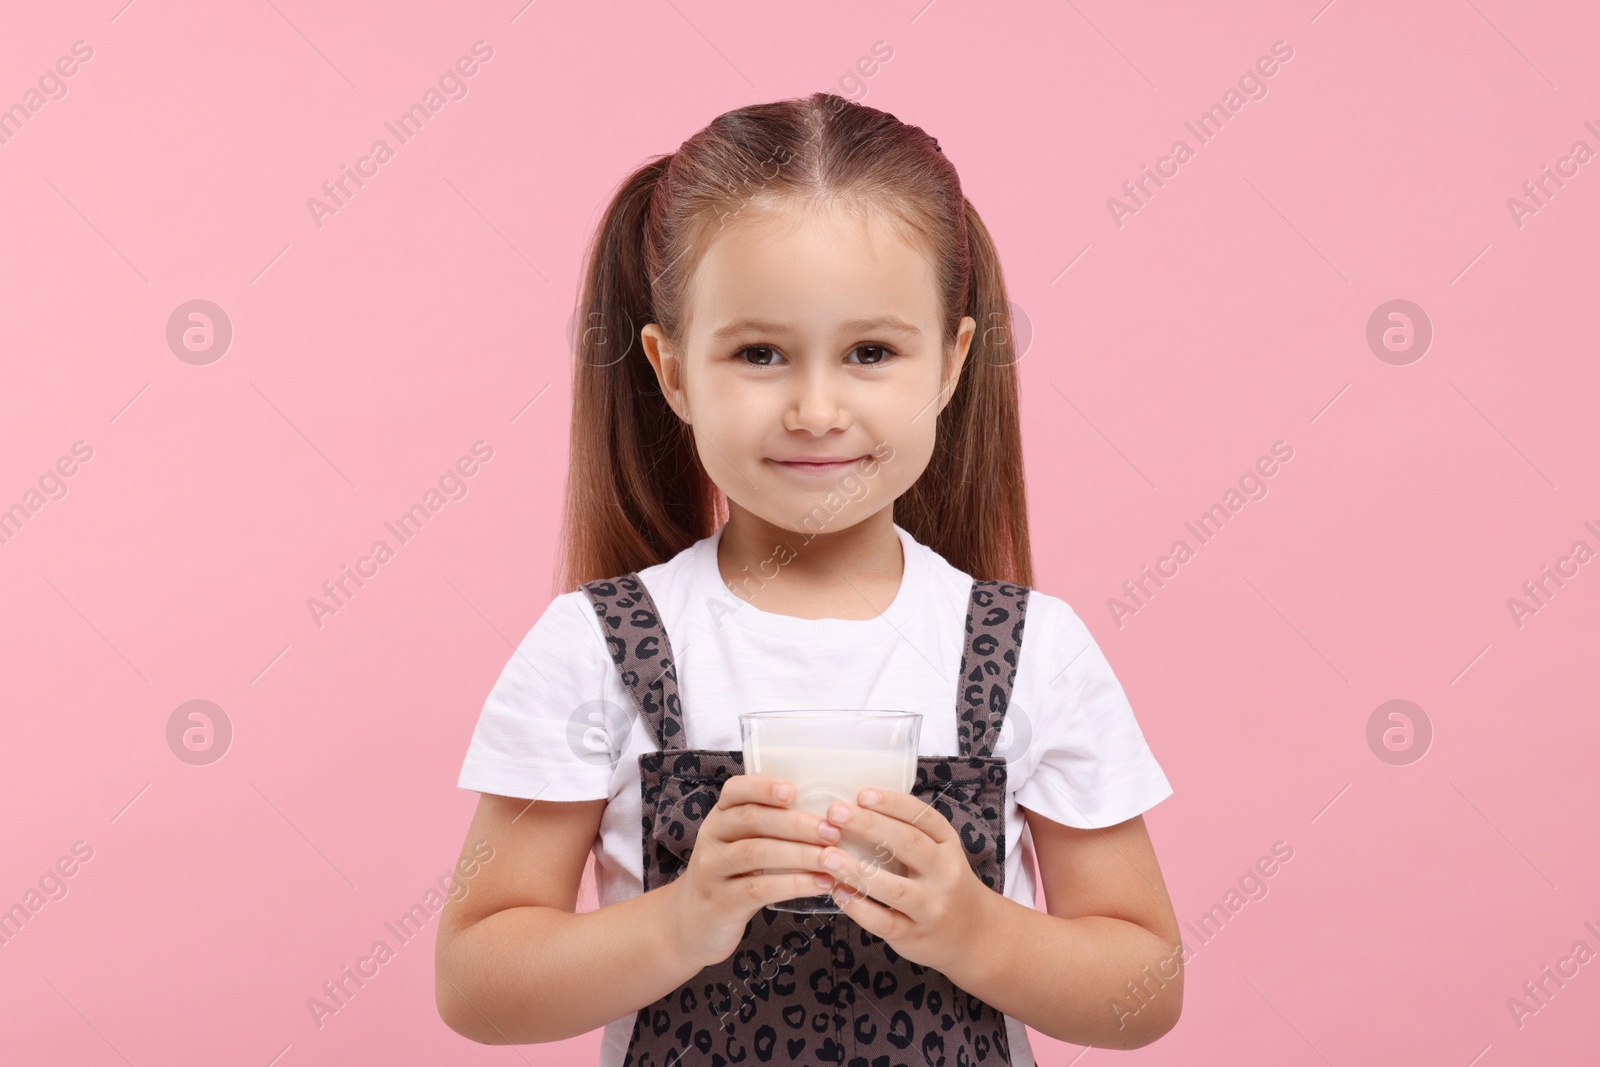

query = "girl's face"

[642,205,976,538]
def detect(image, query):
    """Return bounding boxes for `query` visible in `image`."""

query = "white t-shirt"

[457,521,1173,1067]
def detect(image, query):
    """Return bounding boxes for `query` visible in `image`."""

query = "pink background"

[3,0,1597,1063]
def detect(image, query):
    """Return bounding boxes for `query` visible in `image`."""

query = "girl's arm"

[947,810,1183,1049]
[434,793,704,1045]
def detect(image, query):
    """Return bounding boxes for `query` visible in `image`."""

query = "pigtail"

[555,157,720,594]
[894,199,1033,588]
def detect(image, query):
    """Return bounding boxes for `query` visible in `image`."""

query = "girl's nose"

[783,370,851,433]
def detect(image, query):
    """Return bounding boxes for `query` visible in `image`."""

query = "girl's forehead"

[681,208,941,339]
[721,200,916,251]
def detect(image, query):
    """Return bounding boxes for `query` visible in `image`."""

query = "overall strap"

[957,579,1031,758]
[579,574,683,752]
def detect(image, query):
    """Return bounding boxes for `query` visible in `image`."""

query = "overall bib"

[581,571,1032,1067]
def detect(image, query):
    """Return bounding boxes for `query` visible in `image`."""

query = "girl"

[437,92,1182,1065]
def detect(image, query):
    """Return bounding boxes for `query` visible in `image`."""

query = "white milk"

[748,741,916,879]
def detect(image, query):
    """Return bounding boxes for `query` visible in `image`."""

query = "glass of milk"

[739,709,922,913]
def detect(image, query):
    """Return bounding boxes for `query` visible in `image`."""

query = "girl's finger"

[830,803,937,876]
[832,882,888,926]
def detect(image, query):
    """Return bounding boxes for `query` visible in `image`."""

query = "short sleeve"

[456,591,620,802]
[1011,595,1173,829]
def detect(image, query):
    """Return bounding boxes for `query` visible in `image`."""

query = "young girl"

[436,92,1182,1066]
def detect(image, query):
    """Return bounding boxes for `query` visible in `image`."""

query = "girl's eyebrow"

[709,315,923,341]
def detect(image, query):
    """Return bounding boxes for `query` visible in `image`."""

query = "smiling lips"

[770,455,866,473]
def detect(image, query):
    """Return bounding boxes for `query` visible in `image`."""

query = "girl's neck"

[715,506,904,622]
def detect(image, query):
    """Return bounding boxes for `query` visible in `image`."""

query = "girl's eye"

[735,345,782,367]
[730,344,898,367]
[848,344,897,366]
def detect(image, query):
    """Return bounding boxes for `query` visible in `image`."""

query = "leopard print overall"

[581,571,1031,1067]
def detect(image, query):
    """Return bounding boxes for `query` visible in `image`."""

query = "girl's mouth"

[769,456,865,475]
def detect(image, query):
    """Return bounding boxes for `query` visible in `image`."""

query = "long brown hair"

[555,91,1032,594]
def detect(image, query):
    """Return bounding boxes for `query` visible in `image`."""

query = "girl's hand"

[820,787,994,975]
[663,774,839,970]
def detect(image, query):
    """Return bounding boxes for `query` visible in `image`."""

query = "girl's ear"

[641,323,691,424]
[937,315,978,414]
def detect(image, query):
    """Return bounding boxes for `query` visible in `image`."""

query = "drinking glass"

[739,709,921,913]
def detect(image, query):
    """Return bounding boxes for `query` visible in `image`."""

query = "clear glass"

[739,709,922,913]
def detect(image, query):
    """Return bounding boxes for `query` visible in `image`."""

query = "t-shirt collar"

[694,521,923,638]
